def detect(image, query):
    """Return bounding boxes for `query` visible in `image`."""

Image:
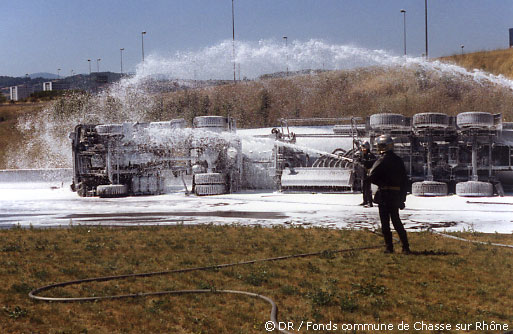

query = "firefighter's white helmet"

[376,134,394,154]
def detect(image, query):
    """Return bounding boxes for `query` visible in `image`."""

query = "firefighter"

[368,134,410,254]
[356,141,376,207]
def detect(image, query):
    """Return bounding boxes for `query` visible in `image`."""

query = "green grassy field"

[1,225,512,333]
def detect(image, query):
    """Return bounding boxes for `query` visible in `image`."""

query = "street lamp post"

[120,48,125,74]
[461,45,464,56]
[87,59,91,75]
[400,9,406,55]
[57,68,61,79]
[424,0,428,59]
[141,31,147,62]
[232,0,236,82]
[97,58,101,72]
[283,36,289,76]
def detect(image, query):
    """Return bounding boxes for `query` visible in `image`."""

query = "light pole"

[87,59,91,75]
[461,45,464,56]
[120,48,125,74]
[231,0,236,82]
[57,68,61,79]
[97,58,101,72]
[400,9,406,55]
[141,31,146,62]
[424,0,428,59]
[283,36,289,76]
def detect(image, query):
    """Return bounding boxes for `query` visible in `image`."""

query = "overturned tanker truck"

[70,111,513,198]
[273,112,513,196]
[70,116,242,197]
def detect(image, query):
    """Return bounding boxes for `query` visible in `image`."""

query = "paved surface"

[1,180,512,233]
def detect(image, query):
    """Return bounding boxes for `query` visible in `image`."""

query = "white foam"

[1,181,512,233]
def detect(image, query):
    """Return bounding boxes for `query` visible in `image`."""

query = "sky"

[2,0,512,78]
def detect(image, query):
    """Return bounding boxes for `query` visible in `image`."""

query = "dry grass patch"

[0,102,48,168]
[442,48,513,79]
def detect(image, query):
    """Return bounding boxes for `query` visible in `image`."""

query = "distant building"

[8,80,73,101]
[9,86,31,101]
[96,74,109,84]
[9,82,46,101]
[43,81,52,91]
[3,72,123,100]
[44,80,69,91]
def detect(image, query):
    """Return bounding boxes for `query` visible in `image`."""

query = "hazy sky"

[2,0,512,77]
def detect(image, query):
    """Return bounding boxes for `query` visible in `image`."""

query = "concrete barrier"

[0,168,73,183]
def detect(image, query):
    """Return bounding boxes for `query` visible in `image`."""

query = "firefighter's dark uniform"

[357,149,376,206]
[368,150,410,253]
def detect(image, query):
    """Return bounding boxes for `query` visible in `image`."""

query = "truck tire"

[194,184,227,196]
[369,113,407,130]
[149,119,186,129]
[455,181,493,197]
[95,124,124,135]
[193,116,229,129]
[456,112,494,129]
[194,173,226,185]
[412,113,449,129]
[412,181,448,197]
[76,182,88,197]
[97,184,128,198]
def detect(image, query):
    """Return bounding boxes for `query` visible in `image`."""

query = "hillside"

[441,48,513,79]
[2,55,513,168]
[0,103,49,168]
[155,66,513,129]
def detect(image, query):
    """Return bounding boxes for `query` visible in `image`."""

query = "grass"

[1,225,512,333]
[442,48,513,79]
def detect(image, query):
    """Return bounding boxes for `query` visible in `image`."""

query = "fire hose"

[28,230,513,334]
[29,242,384,334]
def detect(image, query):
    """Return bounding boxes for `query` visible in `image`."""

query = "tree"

[257,88,272,126]
[200,95,211,116]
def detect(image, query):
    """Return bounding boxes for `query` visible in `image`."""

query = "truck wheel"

[97,184,128,198]
[413,113,450,129]
[369,113,407,130]
[193,116,229,129]
[194,184,227,196]
[456,112,494,129]
[95,124,124,135]
[194,173,226,185]
[455,181,493,197]
[412,181,448,197]
[76,182,87,197]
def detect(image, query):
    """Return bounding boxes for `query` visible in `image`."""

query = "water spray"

[7,39,513,172]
